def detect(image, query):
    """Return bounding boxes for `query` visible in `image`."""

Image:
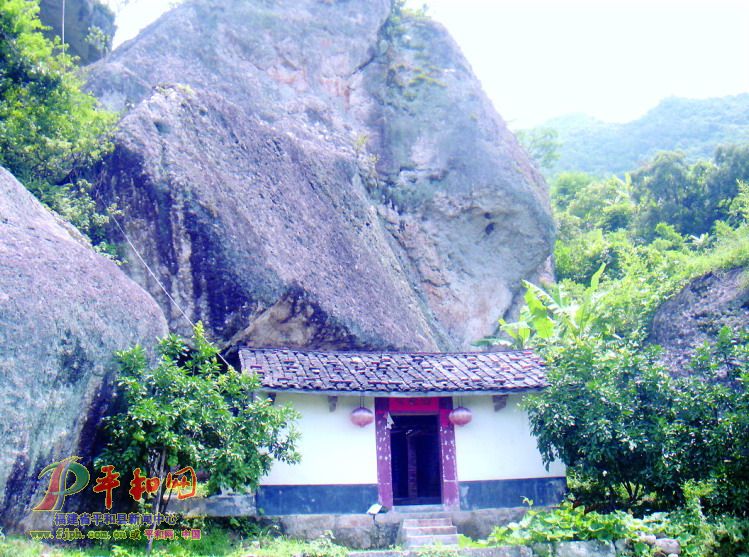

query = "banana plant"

[476,264,607,349]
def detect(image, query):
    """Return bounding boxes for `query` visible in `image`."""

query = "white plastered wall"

[260,393,378,485]
[454,394,565,481]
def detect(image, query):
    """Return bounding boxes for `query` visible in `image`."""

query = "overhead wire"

[108,212,235,371]
[61,0,65,54]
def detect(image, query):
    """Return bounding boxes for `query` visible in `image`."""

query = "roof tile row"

[239,348,547,394]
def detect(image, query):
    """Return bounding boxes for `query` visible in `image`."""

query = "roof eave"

[256,386,547,397]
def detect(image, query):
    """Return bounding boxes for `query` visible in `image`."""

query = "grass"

[686,224,749,278]
[0,530,354,557]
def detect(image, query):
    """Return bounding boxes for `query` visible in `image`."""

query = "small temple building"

[239,348,566,516]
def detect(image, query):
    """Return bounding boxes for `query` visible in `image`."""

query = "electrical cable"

[61,0,65,54]
[109,212,235,371]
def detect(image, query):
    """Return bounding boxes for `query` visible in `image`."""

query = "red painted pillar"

[439,397,460,510]
[375,398,393,507]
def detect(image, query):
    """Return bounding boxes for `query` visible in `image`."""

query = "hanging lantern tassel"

[449,406,473,426]
[351,406,374,427]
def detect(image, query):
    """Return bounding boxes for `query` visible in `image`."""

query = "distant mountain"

[539,94,749,176]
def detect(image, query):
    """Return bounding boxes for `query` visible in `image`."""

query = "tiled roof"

[239,348,547,394]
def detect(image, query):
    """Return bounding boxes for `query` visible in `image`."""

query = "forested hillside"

[532,94,749,176]
[481,144,749,552]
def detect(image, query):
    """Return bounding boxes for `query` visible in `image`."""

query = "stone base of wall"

[350,540,632,557]
[165,499,651,555]
[257,508,533,550]
[168,494,257,517]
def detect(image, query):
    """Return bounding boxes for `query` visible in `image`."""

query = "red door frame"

[375,397,459,510]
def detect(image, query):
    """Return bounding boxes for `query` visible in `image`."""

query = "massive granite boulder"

[650,267,749,371]
[0,168,168,529]
[88,0,554,352]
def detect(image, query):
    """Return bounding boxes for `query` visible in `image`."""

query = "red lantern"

[449,406,472,426]
[351,406,374,427]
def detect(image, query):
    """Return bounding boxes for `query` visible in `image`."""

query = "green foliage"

[494,224,749,514]
[534,94,749,177]
[554,229,629,283]
[527,337,677,508]
[381,0,429,43]
[484,493,749,557]
[566,176,634,231]
[728,179,749,224]
[0,0,116,245]
[414,543,460,557]
[254,532,348,557]
[98,323,300,503]
[498,88,749,557]
[84,25,111,57]
[488,500,652,550]
[515,286,749,512]
[628,148,749,239]
[477,264,608,349]
[551,146,749,255]
[516,127,561,170]
[551,172,596,212]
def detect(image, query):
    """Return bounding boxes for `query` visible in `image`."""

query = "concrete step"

[402,518,452,528]
[404,534,460,548]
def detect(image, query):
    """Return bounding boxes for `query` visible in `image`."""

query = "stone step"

[404,534,460,548]
[393,505,446,514]
[402,518,453,528]
[403,525,458,537]
[398,513,451,520]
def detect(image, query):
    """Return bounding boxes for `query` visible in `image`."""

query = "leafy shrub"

[98,323,300,513]
[487,500,653,554]
[486,495,749,557]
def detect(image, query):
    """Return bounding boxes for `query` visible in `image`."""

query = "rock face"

[650,267,749,370]
[88,0,554,353]
[0,168,168,529]
[39,0,115,64]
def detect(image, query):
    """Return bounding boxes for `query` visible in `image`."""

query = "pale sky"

[111,0,749,128]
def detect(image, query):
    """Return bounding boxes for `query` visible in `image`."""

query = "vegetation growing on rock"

[0,0,115,245]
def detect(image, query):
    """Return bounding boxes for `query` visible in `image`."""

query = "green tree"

[551,172,596,212]
[0,0,115,239]
[566,176,634,232]
[98,324,299,532]
[476,264,608,349]
[526,337,674,508]
[502,272,749,512]
[516,127,561,171]
[630,151,692,237]
[630,147,749,239]
[525,326,749,512]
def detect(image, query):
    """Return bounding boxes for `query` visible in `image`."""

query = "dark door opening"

[390,414,442,505]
